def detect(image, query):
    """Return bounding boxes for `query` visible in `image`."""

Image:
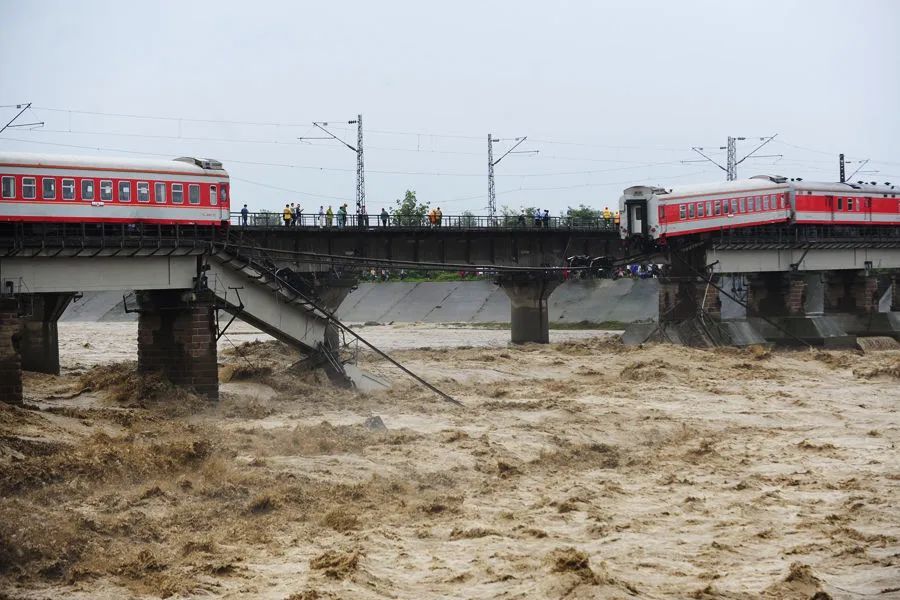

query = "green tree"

[500,205,538,226]
[459,210,476,227]
[566,204,601,226]
[391,190,429,226]
[255,208,278,227]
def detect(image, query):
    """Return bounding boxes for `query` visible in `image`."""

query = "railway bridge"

[1,218,899,405]
[0,219,621,405]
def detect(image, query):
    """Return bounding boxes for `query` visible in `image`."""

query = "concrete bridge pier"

[18,293,74,375]
[657,275,718,323]
[823,270,900,341]
[0,298,22,405]
[745,271,853,347]
[136,290,219,400]
[497,274,562,344]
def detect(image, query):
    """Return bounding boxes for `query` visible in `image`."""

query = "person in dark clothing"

[240,204,249,226]
[380,208,389,227]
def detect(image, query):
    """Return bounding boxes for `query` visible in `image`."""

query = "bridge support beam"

[136,290,218,400]
[657,275,719,324]
[746,272,808,318]
[498,275,562,344]
[894,273,900,312]
[18,293,73,375]
[823,270,900,340]
[0,298,23,405]
[744,271,853,347]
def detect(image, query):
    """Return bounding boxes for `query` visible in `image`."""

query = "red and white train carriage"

[620,175,900,241]
[0,152,230,226]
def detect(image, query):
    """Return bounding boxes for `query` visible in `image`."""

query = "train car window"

[755,196,761,211]
[847,198,853,211]
[1,176,14,198]
[82,179,95,201]
[137,182,150,202]
[688,203,695,218]
[739,198,745,213]
[837,197,843,210]
[220,185,227,202]
[154,182,166,204]
[779,195,785,209]
[706,201,711,216]
[697,203,704,217]
[714,200,721,216]
[172,183,183,204]
[62,178,75,200]
[118,181,131,202]
[100,180,113,201]
[210,185,217,206]
[22,177,36,199]
[42,177,56,200]
[763,196,769,210]
[189,184,200,205]
[679,204,686,220]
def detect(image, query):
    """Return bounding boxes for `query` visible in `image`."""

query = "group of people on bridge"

[236,204,622,228]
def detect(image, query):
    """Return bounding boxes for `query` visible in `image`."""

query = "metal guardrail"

[228,211,619,230]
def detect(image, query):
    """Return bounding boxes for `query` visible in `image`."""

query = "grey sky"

[1,0,898,215]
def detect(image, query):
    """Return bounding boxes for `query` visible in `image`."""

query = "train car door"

[625,198,647,237]
[824,195,836,223]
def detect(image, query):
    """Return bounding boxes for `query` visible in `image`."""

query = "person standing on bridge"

[428,207,437,227]
[613,210,620,229]
[603,206,612,226]
[338,203,348,227]
[543,209,550,227]
[435,207,443,226]
[317,206,324,227]
[380,207,389,227]
[283,204,292,226]
[294,204,302,226]
[325,205,334,227]
[240,204,249,226]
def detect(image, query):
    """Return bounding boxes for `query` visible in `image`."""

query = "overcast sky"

[1,0,898,215]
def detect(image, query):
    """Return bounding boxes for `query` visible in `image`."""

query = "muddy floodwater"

[1,323,899,599]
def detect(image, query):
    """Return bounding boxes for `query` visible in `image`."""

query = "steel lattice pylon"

[356,114,366,215]
[487,134,496,221]
[726,136,737,181]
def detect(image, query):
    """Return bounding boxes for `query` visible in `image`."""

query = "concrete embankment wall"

[61,279,660,324]
[337,278,659,323]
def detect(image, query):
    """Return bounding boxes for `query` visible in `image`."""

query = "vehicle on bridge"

[0,152,230,225]
[619,175,899,241]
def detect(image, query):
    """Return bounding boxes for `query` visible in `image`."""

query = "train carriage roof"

[0,151,228,176]
[626,175,897,199]
[632,177,787,199]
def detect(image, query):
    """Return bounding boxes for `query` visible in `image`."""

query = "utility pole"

[487,134,537,221]
[0,102,44,135]
[684,134,781,181]
[298,114,366,215]
[839,153,845,183]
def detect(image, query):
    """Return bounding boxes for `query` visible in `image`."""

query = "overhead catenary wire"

[2,130,691,178]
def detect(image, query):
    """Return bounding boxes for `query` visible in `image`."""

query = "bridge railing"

[229,212,618,230]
